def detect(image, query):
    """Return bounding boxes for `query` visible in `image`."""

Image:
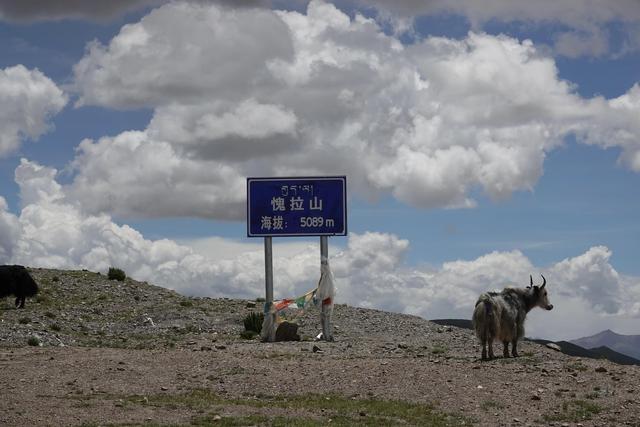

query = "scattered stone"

[246,301,256,309]
[312,345,323,353]
[531,394,541,401]
[200,346,212,351]
[161,386,168,391]
[275,321,300,342]
[215,345,226,350]
[212,415,222,422]
[595,367,608,373]
[546,343,562,352]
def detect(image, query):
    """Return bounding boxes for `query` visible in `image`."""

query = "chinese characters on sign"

[247,177,347,237]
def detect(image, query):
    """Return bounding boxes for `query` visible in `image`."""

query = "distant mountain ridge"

[430,319,640,366]
[571,329,640,360]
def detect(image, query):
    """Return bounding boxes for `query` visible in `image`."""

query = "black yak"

[0,265,39,309]
[472,274,553,360]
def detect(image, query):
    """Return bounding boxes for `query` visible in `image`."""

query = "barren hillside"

[0,268,638,426]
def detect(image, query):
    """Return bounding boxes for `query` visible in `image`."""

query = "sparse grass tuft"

[481,399,504,411]
[110,390,470,426]
[179,299,193,308]
[18,317,31,324]
[50,323,61,332]
[567,362,588,372]
[35,294,50,304]
[543,399,602,423]
[431,344,448,355]
[240,330,258,340]
[27,336,41,346]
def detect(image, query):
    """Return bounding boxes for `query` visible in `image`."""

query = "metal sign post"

[264,236,275,341]
[247,177,347,342]
[319,235,333,341]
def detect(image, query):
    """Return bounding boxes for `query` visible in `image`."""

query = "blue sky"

[1,0,640,340]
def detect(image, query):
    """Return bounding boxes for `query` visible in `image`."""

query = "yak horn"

[528,275,533,289]
[540,274,546,289]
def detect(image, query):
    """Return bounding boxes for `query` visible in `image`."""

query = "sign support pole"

[320,236,328,265]
[320,235,333,341]
[264,236,275,341]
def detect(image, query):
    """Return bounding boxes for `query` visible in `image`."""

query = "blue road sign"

[247,176,347,237]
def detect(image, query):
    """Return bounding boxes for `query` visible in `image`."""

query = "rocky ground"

[0,268,639,426]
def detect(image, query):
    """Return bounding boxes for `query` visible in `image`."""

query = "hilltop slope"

[1,268,639,426]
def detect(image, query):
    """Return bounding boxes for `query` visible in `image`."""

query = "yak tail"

[472,295,494,343]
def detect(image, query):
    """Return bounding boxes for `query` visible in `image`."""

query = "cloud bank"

[2,158,639,341]
[0,0,271,22]
[64,1,640,220]
[355,0,640,57]
[4,0,639,59]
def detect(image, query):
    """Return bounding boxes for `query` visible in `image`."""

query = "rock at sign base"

[275,321,301,342]
[546,343,562,352]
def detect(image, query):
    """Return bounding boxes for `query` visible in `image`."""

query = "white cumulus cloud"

[67,131,246,219]
[0,65,67,157]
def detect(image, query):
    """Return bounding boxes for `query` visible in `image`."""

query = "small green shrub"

[107,267,126,281]
[27,336,41,346]
[179,299,193,307]
[52,276,60,282]
[50,323,61,332]
[243,312,264,333]
[18,317,31,325]
[45,311,56,319]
